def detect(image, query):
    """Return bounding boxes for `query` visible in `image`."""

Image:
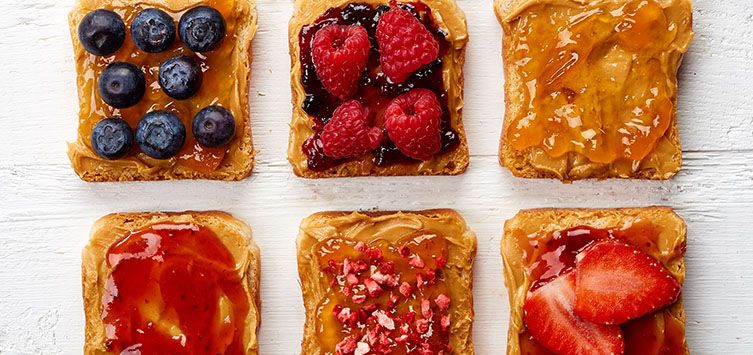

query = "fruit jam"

[515,220,685,355]
[314,232,452,353]
[102,223,250,353]
[77,0,242,173]
[506,0,684,164]
[298,2,459,171]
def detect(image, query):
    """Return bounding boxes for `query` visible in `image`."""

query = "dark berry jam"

[299,2,458,170]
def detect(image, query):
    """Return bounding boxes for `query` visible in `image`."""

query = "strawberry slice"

[574,240,681,325]
[523,272,625,355]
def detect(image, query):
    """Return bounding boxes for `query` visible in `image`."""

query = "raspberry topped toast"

[495,0,694,181]
[297,210,477,353]
[288,1,469,178]
[82,211,261,354]
[501,208,688,355]
[68,0,258,181]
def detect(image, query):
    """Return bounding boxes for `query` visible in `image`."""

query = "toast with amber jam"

[495,0,693,181]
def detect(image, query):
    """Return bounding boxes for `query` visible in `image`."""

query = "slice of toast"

[68,0,257,182]
[501,207,688,354]
[494,0,694,181]
[288,0,469,178]
[297,209,477,353]
[82,211,261,354]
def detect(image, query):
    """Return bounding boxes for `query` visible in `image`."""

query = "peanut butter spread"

[499,0,693,178]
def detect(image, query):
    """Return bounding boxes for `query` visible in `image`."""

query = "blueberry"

[98,62,146,108]
[159,55,203,100]
[90,117,133,160]
[130,8,176,53]
[179,6,226,52]
[78,10,125,56]
[192,106,236,148]
[135,111,186,159]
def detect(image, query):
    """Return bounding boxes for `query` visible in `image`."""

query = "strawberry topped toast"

[502,208,688,355]
[288,0,469,177]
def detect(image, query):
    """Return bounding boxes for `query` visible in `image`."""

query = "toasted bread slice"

[494,0,694,181]
[68,0,257,182]
[501,207,688,354]
[288,0,469,178]
[297,210,477,353]
[82,211,260,354]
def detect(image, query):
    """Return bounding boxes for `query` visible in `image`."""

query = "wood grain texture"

[0,0,752,354]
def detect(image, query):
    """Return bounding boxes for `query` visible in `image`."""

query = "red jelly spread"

[102,223,249,354]
[299,2,459,170]
[314,232,452,354]
[517,220,685,355]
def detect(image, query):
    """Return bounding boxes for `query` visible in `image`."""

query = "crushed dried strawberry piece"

[416,318,430,334]
[403,311,417,324]
[346,273,359,286]
[354,341,370,355]
[417,342,434,355]
[416,273,425,288]
[354,260,368,272]
[374,310,396,330]
[365,247,384,261]
[435,256,447,269]
[399,282,413,297]
[435,294,451,311]
[425,269,436,284]
[388,292,399,308]
[398,246,411,257]
[335,337,358,355]
[371,271,399,287]
[409,254,426,269]
[363,277,384,297]
[379,261,395,274]
[440,314,451,332]
[421,299,433,319]
[342,258,353,275]
[352,294,366,304]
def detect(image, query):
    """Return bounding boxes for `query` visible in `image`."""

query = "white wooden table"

[0,0,752,353]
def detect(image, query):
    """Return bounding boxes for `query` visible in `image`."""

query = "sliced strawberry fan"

[574,240,682,325]
[523,238,682,355]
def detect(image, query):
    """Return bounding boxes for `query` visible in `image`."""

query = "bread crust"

[296,209,477,353]
[68,0,258,182]
[501,207,688,354]
[494,0,694,182]
[82,211,261,354]
[287,0,469,178]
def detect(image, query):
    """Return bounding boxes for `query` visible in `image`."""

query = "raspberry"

[312,25,370,101]
[384,89,442,160]
[321,100,384,159]
[376,8,439,83]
